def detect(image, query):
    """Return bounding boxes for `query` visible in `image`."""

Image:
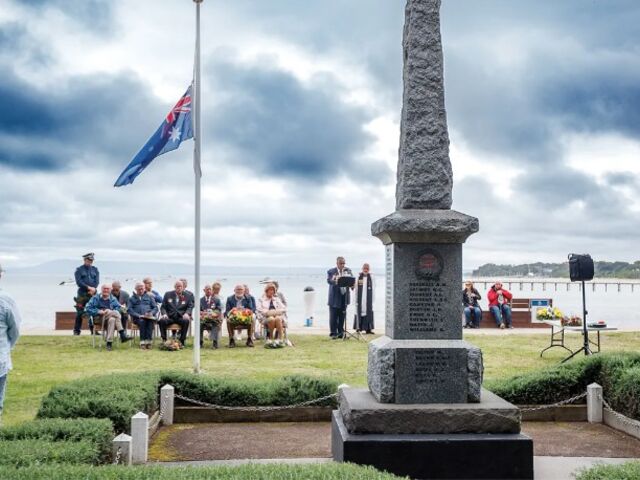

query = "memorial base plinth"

[332,411,534,480]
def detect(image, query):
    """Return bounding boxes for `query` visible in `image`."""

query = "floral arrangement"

[536,307,563,320]
[202,309,221,327]
[561,315,582,327]
[227,307,253,326]
[160,339,183,351]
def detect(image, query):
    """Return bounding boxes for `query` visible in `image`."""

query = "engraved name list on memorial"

[408,281,446,334]
[385,245,394,332]
[414,350,451,386]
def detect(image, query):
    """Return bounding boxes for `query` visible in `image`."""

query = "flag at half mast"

[114,85,194,187]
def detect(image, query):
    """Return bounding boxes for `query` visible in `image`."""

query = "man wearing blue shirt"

[85,284,131,351]
[73,253,99,335]
[0,263,21,421]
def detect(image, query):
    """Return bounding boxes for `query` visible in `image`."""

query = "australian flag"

[114,85,194,187]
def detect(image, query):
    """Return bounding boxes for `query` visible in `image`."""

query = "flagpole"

[193,0,203,373]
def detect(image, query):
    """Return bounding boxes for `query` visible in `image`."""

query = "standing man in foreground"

[0,263,21,422]
[73,253,99,335]
[327,256,353,339]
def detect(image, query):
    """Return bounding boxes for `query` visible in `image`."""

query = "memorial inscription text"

[408,281,446,332]
[414,350,451,385]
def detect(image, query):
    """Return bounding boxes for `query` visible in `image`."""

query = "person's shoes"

[246,339,255,348]
[228,339,236,348]
[331,335,339,340]
[366,330,374,334]
[161,337,167,343]
[463,323,469,329]
[212,340,218,349]
[507,325,514,329]
[73,331,80,336]
[119,331,132,343]
[499,323,506,329]
[140,344,146,350]
[106,342,113,351]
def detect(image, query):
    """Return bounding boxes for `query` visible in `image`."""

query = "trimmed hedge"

[488,352,640,420]
[0,439,99,467]
[37,372,160,433]
[37,372,338,433]
[0,463,403,479]
[576,461,640,480]
[0,418,114,463]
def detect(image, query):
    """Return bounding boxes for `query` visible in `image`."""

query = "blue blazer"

[327,267,352,308]
[224,295,252,317]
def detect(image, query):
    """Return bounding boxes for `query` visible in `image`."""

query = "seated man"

[143,277,163,305]
[85,284,131,351]
[200,284,222,349]
[487,281,513,329]
[160,281,193,346]
[127,282,158,350]
[224,284,254,348]
[111,280,130,330]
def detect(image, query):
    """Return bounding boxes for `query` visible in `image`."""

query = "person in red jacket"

[487,282,513,329]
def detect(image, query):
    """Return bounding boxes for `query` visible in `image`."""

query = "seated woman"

[257,283,287,346]
[462,281,482,328]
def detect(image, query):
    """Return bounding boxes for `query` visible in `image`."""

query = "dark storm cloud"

[0,70,166,170]
[205,58,389,184]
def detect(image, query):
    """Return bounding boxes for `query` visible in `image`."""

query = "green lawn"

[3,331,639,426]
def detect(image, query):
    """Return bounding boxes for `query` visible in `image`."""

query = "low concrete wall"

[174,406,333,423]
[520,405,587,422]
[604,409,640,441]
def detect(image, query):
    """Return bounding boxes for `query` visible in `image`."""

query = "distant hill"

[12,259,322,276]
[472,261,640,279]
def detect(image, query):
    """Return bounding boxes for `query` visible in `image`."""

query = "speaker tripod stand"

[342,311,364,341]
[561,279,591,363]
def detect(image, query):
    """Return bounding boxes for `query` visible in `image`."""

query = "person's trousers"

[329,307,346,337]
[490,305,512,327]
[73,294,90,334]
[160,317,190,344]
[98,311,123,342]
[464,307,482,327]
[0,373,7,418]
[200,325,221,345]
[135,318,154,343]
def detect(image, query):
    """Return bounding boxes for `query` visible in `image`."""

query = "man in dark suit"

[224,284,254,348]
[159,280,193,345]
[200,284,222,349]
[327,256,353,339]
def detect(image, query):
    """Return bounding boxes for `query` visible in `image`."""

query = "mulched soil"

[159,422,332,461]
[152,421,640,461]
[522,421,640,457]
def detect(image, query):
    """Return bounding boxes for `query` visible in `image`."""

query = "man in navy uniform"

[327,256,353,339]
[160,280,193,346]
[73,253,99,335]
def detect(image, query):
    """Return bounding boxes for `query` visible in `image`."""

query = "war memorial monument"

[331,1,535,478]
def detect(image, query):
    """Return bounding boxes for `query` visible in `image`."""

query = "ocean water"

[2,273,639,331]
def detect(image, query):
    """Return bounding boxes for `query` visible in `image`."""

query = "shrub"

[37,372,161,433]
[0,463,404,479]
[37,371,338,433]
[0,418,113,463]
[576,461,640,480]
[488,352,640,420]
[0,439,99,467]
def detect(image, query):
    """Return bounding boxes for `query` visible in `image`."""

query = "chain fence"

[601,394,640,430]
[113,446,122,465]
[519,392,587,413]
[173,392,338,412]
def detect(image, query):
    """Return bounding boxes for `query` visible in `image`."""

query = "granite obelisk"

[332,1,534,478]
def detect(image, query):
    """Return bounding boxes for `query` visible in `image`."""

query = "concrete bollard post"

[131,412,149,464]
[161,384,175,426]
[587,383,603,423]
[112,433,132,465]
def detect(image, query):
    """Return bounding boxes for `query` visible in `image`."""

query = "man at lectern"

[327,256,353,339]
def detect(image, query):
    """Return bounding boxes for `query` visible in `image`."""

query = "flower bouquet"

[202,309,222,327]
[160,339,183,351]
[227,307,253,327]
[536,307,563,321]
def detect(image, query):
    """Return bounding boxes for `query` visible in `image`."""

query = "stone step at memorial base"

[332,410,534,480]
[339,388,521,435]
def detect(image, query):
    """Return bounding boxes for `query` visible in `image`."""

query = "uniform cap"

[82,253,95,260]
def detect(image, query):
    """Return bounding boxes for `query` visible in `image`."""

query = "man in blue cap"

[73,253,99,335]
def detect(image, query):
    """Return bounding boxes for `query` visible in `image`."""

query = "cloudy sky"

[1,0,639,271]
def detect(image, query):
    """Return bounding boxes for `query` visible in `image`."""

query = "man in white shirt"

[0,263,21,422]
